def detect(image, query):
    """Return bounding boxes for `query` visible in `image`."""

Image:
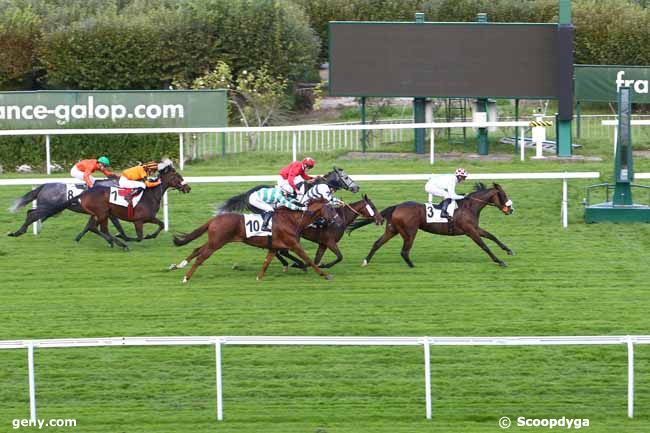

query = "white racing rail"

[0,172,600,232]
[0,120,533,172]
[0,335,646,422]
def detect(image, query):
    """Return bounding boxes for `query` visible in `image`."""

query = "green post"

[514,99,519,152]
[221,132,226,157]
[613,87,633,205]
[557,0,573,157]
[575,101,581,138]
[476,13,489,155]
[360,96,367,152]
[413,12,426,154]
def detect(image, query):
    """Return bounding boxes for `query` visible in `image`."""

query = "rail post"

[562,175,568,228]
[28,343,37,422]
[32,185,40,235]
[163,191,169,232]
[45,135,51,175]
[179,133,185,170]
[628,336,634,419]
[423,338,432,419]
[215,340,224,421]
[292,132,297,161]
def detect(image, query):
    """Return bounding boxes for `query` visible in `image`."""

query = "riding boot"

[126,187,144,201]
[439,198,451,219]
[261,211,273,231]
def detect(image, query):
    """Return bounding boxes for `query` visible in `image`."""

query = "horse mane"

[214,185,269,214]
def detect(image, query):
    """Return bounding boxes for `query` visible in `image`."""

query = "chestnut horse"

[169,199,339,282]
[347,183,514,267]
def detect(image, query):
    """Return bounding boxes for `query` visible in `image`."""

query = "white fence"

[1,172,601,231]
[0,335,646,422]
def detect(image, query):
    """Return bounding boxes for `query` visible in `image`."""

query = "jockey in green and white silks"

[248,186,305,231]
[424,168,468,219]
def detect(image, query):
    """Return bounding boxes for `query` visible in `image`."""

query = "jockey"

[248,186,306,231]
[300,181,343,206]
[70,156,114,188]
[425,168,468,219]
[278,157,316,197]
[119,161,161,194]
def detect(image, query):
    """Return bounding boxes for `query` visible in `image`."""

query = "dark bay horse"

[169,199,339,282]
[7,178,131,239]
[21,162,190,250]
[277,194,383,270]
[347,183,514,267]
[214,166,359,214]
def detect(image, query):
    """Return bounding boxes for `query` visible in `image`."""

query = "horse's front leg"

[464,228,506,267]
[477,227,514,255]
[112,216,136,241]
[288,242,332,280]
[274,252,290,272]
[319,242,343,269]
[144,217,165,240]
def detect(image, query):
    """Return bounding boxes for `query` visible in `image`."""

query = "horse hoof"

[361,259,368,267]
[7,232,16,237]
[232,263,240,270]
[507,250,515,256]
[168,264,178,271]
[283,266,288,273]
[324,274,333,281]
[301,267,308,273]
[256,276,262,281]
[182,276,188,284]
[498,261,508,267]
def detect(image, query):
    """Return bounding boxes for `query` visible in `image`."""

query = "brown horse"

[348,183,514,267]
[276,194,384,270]
[169,199,340,282]
[26,162,190,250]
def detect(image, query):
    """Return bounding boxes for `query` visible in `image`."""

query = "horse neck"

[339,200,364,225]
[276,208,319,230]
[463,189,496,214]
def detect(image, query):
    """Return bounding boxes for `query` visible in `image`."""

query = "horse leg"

[477,227,514,255]
[396,227,418,268]
[288,242,332,280]
[182,235,229,283]
[170,244,205,270]
[274,252,290,272]
[133,221,144,242]
[99,219,129,251]
[363,226,398,267]
[8,209,40,237]
[143,217,164,240]
[283,251,307,270]
[465,228,506,267]
[257,250,276,281]
[313,244,328,265]
[319,242,343,269]
[112,216,136,241]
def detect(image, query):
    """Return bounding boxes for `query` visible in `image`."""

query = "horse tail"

[173,221,211,246]
[347,205,397,235]
[214,185,269,214]
[9,184,45,213]
[27,195,78,223]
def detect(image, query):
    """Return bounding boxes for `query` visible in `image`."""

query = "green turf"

[2,153,650,432]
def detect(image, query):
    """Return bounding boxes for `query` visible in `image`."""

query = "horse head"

[323,167,360,193]
[491,183,513,215]
[159,160,191,194]
[361,194,384,225]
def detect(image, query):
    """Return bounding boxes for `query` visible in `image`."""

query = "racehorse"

[276,194,383,270]
[19,160,190,250]
[347,183,514,267]
[7,178,132,239]
[214,166,359,214]
[169,199,340,282]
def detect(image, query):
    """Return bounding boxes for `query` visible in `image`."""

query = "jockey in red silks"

[277,157,315,196]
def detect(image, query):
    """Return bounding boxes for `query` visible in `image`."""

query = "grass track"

[1,154,650,432]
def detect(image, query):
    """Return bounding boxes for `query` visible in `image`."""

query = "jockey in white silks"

[299,182,343,206]
[424,168,468,219]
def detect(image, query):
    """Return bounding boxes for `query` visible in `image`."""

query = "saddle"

[119,188,143,218]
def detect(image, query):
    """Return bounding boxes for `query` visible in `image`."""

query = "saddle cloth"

[109,187,143,208]
[425,201,457,223]
[244,214,272,238]
[66,184,86,200]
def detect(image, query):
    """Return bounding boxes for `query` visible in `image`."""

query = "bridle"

[466,189,512,212]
